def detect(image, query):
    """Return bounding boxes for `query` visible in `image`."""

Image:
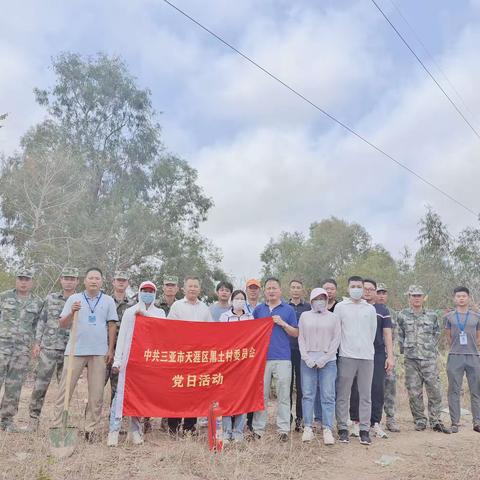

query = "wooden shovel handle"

[64,310,78,412]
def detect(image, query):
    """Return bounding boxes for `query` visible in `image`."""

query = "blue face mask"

[140,292,155,304]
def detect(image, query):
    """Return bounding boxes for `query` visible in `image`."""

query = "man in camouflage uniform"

[27,267,79,430]
[0,268,43,432]
[397,285,450,433]
[156,275,179,316]
[105,271,133,405]
[376,283,400,432]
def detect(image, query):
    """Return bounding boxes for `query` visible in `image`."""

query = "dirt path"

[1,376,478,480]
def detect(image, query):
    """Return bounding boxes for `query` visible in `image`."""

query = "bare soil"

[1,374,478,480]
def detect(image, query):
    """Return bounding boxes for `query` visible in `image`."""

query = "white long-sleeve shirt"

[334,298,377,360]
[112,301,165,369]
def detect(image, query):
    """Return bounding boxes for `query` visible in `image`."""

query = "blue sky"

[1,0,480,284]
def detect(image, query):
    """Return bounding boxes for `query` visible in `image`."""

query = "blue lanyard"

[455,310,469,332]
[83,292,102,314]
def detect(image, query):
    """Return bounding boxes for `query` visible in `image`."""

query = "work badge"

[459,331,468,345]
[88,314,96,325]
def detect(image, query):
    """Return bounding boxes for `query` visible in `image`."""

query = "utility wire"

[161,0,478,218]
[371,0,480,141]
[388,0,476,123]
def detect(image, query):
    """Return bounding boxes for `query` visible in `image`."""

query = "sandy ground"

[1,374,479,480]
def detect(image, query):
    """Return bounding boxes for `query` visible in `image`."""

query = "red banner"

[123,316,273,418]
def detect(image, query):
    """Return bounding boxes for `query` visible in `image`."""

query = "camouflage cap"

[406,285,425,295]
[376,282,387,292]
[163,275,178,285]
[61,267,79,278]
[114,270,130,280]
[16,267,34,278]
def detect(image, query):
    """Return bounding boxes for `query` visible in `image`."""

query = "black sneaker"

[84,431,97,443]
[338,429,349,443]
[359,430,371,445]
[143,418,152,433]
[278,433,289,443]
[294,419,303,432]
[432,423,451,434]
[473,424,480,433]
[415,421,427,431]
[451,424,459,433]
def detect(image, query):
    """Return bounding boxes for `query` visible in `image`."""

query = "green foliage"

[0,112,7,128]
[261,217,372,293]
[261,208,480,309]
[0,53,224,295]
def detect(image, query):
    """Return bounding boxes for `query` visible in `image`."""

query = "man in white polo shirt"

[52,267,118,442]
[168,276,213,322]
[167,276,212,435]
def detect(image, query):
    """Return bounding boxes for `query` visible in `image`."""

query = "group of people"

[0,267,479,449]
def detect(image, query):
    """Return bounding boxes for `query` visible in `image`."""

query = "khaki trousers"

[53,355,106,432]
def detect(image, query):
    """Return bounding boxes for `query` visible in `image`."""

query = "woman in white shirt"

[219,290,253,441]
[107,281,165,447]
[298,287,340,445]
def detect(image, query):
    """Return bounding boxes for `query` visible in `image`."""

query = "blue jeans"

[222,414,246,441]
[301,360,337,429]
[109,391,142,434]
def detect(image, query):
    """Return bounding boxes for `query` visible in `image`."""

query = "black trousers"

[349,352,386,425]
[290,348,303,422]
[167,417,197,433]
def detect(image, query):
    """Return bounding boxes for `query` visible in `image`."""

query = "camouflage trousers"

[384,365,397,419]
[404,357,443,426]
[0,348,30,423]
[29,348,64,419]
[105,364,118,406]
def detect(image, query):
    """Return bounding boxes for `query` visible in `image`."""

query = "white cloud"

[1,0,480,283]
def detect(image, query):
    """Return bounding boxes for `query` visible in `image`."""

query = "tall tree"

[414,207,455,308]
[260,217,371,291]
[0,53,223,294]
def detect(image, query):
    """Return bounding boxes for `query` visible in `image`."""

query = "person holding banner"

[167,276,213,436]
[252,278,298,442]
[107,281,165,447]
[219,289,254,442]
[298,288,340,445]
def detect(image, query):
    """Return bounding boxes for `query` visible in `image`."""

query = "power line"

[388,0,476,123]
[161,0,478,218]
[371,0,480,141]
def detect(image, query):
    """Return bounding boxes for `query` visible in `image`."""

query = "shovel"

[49,310,79,458]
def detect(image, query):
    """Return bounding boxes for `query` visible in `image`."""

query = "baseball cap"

[163,275,178,285]
[406,285,425,295]
[16,268,33,278]
[61,267,79,278]
[139,281,157,291]
[310,287,328,302]
[376,283,387,292]
[246,279,261,288]
[114,270,130,280]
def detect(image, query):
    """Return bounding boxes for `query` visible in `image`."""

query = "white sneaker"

[197,416,208,428]
[373,422,388,439]
[127,431,144,445]
[350,421,360,437]
[107,431,119,447]
[302,426,314,442]
[323,428,335,445]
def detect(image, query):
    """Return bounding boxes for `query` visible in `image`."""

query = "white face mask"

[232,299,246,310]
[349,287,364,300]
[312,299,327,313]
